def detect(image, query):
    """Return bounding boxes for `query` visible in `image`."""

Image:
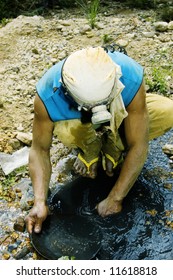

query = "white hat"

[62,47,125,124]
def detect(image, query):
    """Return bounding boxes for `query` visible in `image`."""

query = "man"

[25,46,173,234]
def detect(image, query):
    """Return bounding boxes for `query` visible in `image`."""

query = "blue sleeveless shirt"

[36,51,143,122]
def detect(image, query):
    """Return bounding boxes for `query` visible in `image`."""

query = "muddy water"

[49,130,173,260]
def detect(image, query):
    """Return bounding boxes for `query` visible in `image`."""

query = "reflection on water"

[49,131,173,260]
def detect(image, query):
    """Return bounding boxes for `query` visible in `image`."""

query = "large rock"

[168,21,173,30]
[154,21,168,31]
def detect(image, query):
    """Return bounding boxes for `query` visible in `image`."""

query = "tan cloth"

[53,120,102,162]
[146,93,173,140]
[62,47,125,108]
[53,94,173,159]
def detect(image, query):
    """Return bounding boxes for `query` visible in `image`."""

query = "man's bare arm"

[25,94,54,233]
[97,81,149,216]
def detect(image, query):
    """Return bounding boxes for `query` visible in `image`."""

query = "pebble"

[13,217,26,232]
[162,144,173,155]
[14,246,31,260]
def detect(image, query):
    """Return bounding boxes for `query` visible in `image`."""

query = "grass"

[76,0,100,29]
[145,66,171,95]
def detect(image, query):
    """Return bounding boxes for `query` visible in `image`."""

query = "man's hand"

[25,202,49,234]
[96,196,123,217]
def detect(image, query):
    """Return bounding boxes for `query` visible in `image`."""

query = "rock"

[0,98,4,108]
[158,34,171,42]
[169,159,173,168]
[13,217,26,232]
[16,132,32,146]
[116,39,128,47]
[79,25,92,34]
[59,19,73,26]
[162,144,173,155]
[19,183,34,211]
[58,50,67,60]
[154,21,168,31]
[8,243,18,253]
[2,253,10,260]
[142,31,155,38]
[14,246,31,260]
[16,124,24,131]
[8,138,21,150]
[168,21,173,30]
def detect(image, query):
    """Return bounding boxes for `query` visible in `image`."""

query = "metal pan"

[31,213,102,260]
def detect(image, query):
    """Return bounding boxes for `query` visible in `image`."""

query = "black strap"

[102,43,128,55]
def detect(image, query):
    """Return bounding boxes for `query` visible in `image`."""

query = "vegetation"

[159,6,173,22]
[76,0,100,28]
[126,0,156,9]
[0,0,173,21]
[145,67,171,95]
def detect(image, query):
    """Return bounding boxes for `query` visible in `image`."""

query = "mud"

[46,130,173,260]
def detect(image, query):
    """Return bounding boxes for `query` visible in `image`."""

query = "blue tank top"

[36,51,143,122]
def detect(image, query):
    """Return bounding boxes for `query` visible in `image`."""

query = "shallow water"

[48,130,173,260]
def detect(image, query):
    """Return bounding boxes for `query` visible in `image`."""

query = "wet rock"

[13,217,26,232]
[162,144,173,155]
[163,182,173,190]
[169,159,173,168]
[2,253,10,260]
[14,246,31,260]
[8,243,18,253]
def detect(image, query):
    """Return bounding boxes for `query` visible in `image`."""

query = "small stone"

[11,232,19,240]
[2,253,10,260]
[14,246,31,260]
[142,31,155,38]
[80,25,92,34]
[8,243,18,253]
[8,138,21,150]
[162,144,173,155]
[163,183,172,190]
[169,159,173,168]
[116,39,128,47]
[146,209,157,216]
[13,217,26,232]
[16,132,32,146]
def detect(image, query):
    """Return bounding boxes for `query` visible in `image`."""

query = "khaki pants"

[54,94,173,157]
[147,94,173,140]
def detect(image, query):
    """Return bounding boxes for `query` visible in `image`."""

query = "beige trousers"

[147,94,173,140]
[53,94,173,159]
